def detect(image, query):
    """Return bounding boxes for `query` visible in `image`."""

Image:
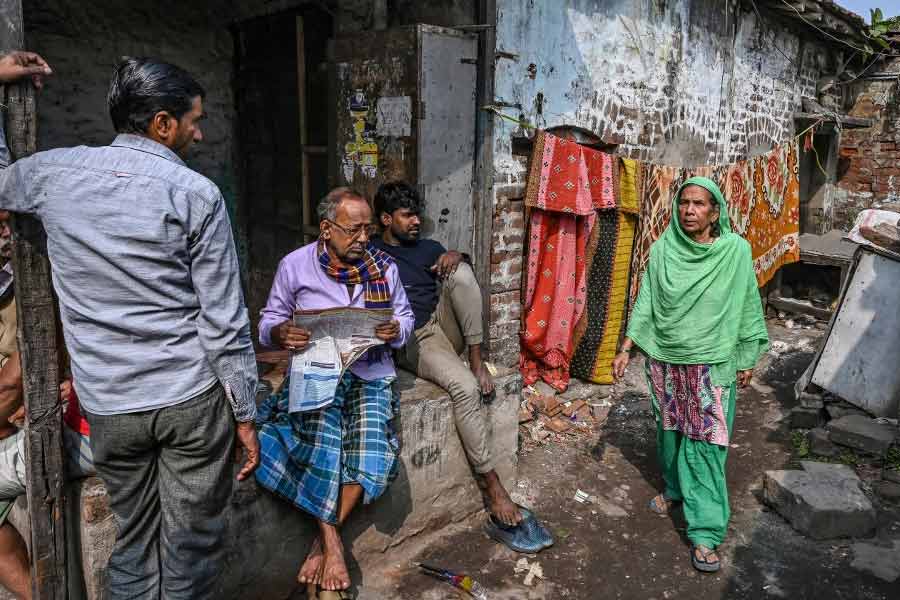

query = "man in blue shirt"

[0,52,258,599]
[374,182,552,552]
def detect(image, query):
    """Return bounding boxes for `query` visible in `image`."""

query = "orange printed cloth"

[629,140,800,307]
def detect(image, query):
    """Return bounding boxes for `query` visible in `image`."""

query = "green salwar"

[651,380,736,548]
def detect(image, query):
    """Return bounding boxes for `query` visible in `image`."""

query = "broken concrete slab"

[850,539,900,583]
[825,403,869,421]
[791,406,822,429]
[807,428,839,457]
[826,414,896,455]
[873,480,900,501]
[763,461,876,540]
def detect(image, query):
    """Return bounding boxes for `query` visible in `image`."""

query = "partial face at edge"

[0,211,11,261]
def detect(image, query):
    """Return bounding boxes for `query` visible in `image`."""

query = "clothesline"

[483,105,830,176]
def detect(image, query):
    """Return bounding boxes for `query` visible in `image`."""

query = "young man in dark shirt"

[373,182,552,551]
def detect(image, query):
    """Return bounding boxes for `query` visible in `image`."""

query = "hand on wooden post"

[0,51,52,89]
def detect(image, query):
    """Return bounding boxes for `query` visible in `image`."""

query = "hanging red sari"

[520,131,617,391]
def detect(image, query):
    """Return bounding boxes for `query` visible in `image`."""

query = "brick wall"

[488,179,527,365]
[835,56,900,231]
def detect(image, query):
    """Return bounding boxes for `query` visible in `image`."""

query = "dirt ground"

[361,320,900,600]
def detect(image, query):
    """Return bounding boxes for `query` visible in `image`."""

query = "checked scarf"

[316,240,393,309]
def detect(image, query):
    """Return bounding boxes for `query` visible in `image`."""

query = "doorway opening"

[233,6,332,329]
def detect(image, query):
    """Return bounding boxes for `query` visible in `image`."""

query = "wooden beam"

[0,1,67,598]
[297,16,313,245]
[793,111,874,129]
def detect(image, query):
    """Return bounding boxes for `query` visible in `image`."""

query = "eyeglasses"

[328,220,378,240]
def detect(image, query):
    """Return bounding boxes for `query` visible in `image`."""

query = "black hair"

[373,181,424,220]
[107,57,205,134]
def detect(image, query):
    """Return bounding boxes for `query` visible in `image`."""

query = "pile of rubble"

[517,389,611,447]
[789,391,899,486]
[766,388,900,549]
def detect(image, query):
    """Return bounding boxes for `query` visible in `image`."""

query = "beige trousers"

[398,263,493,474]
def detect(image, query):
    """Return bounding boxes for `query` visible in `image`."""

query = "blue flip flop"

[484,506,554,553]
[518,506,554,550]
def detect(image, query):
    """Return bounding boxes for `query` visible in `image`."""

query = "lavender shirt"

[259,242,415,381]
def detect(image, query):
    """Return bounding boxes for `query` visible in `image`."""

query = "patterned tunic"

[647,359,731,446]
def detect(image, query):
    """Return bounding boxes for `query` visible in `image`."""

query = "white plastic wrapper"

[845,209,900,248]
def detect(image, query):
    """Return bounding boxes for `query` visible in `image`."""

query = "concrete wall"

[24,0,238,207]
[486,0,833,364]
[835,56,900,231]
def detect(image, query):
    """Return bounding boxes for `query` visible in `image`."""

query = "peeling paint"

[492,0,824,173]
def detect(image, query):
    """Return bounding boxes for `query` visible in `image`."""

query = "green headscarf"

[626,177,768,382]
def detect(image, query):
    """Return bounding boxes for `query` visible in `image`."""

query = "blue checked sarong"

[255,371,399,524]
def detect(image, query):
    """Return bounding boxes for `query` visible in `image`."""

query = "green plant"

[864,9,900,58]
[837,448,860,467]
[886,446,900,472]
[792,430,810,459]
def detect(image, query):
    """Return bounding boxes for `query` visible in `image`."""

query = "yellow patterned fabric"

[570,158,639,384]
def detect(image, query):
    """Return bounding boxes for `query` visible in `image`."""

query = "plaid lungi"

[255,371,399,524]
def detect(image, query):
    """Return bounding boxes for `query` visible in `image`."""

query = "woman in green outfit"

[612,177,768,573]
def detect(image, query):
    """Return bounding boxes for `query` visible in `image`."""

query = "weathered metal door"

[331,25,478,253]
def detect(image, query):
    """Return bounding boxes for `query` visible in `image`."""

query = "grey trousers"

[398,263,494,473]
[84,384,234,600]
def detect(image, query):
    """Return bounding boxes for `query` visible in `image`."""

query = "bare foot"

[472,363,494,396]
[320,538,350,591]
[297,537,324,585]
[480,470,521,526]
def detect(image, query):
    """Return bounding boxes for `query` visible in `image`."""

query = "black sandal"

[691,545,721,573]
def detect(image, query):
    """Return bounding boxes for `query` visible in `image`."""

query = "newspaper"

[288,307,394,412]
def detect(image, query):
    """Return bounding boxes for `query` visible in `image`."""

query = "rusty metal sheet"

[331,25,477,253]
[417,26,477,253]
[808,246,900,418]
[332,27,419,204]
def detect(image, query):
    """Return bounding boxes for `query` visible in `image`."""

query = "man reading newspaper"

[256,188,414,595]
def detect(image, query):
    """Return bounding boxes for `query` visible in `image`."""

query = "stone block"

[826,415,897,455]
[874,480,900,501]
[791,406,822,429]
[798,391,824,409]
[807,427,839,457]
[851,540,900,583]
[825,403,869,421]
[65,370,521,599]
[763,461,876,540]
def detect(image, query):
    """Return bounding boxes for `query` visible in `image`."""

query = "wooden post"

[0,0,67,597]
